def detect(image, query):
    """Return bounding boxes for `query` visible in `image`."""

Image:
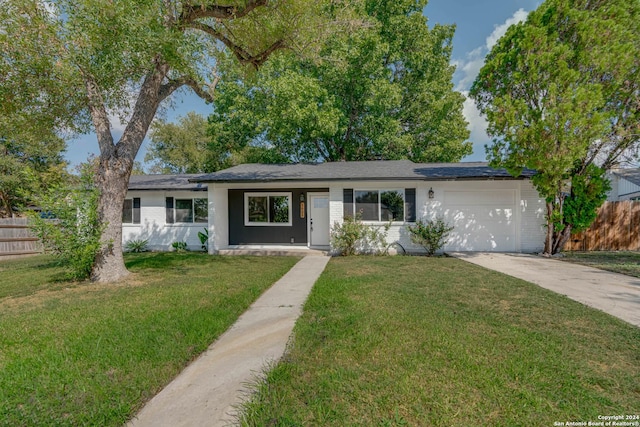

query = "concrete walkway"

[128,255,331,427]
[452,252,640,328]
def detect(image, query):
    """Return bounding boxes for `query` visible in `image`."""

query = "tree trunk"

[552,224,572,255]
[543,201,554,255]
[90,154,133,282]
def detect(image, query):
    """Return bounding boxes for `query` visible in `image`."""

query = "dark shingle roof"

[128,174,207,191]
[193,160,535,183]
[612,169,640,187]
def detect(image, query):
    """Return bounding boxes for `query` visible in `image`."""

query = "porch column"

[208,185,229,254]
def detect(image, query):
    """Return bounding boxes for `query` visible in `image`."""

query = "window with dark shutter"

[343,189,354,219]
[404,188,416,222]
[165,197,174,224]
[133,197,141,224]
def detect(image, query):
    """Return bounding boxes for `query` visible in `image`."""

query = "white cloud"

[452,9,530,160]
[454,47,485,92]
[485,8,529,50]
[460,91,491,161]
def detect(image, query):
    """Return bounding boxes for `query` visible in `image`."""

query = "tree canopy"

[206,0,471,163]
[0,0,337,281]
[470,0,639,254]
[0,134,69,217]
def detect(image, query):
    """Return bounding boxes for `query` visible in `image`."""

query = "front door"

[308,193,330,247]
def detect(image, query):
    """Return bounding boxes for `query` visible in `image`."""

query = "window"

[245,192,292,226]
[345,189,414,222]
[165,197,208,224]
[122,198,140,224]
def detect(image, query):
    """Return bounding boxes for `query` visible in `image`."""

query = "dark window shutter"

[405,188,416,222]
[165,197,174,224]
[343,189,354,219]
[133,198,141,224]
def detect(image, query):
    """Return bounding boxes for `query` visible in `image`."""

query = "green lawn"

[562,251,640,278]
[0,253,299,426]
[239,257,640,426]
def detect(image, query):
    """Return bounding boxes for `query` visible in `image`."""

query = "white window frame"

[244,192,293,226]
[122,197,140,225]
[170,198,208,224]
[353,189,405,222]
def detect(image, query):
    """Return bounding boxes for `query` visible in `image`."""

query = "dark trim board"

[228,188,329,245]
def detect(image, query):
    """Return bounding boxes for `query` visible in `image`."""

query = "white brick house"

[123,175,209,251]
[187,160,547,254]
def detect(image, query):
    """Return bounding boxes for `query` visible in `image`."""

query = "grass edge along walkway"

[0,253,300,427]
[238,256,640,427]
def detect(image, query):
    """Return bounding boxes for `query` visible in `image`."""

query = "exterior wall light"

[299,193,305,218]
[428,187,435,199]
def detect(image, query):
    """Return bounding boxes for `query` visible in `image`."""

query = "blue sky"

[64,0,541,169]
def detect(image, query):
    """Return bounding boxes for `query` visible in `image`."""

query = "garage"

[442,190,517,252]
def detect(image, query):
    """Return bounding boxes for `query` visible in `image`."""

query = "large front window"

[354,190,404,221]
[245,192,292,226]
[165,197,208,223]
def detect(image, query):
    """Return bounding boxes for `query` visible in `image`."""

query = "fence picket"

[564,201,640,251]
[0,218,42,258]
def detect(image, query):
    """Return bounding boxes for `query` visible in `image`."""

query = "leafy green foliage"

[563,165,611,234]
[124,239,149,253]
[146,113,222,173]
[28,164,103,280]
[171,241,188,252]
[197,228,208,252]
[470,0,639,254]
[330,216,389,256]
[407,217,454,255]
[0,135,69,217]
[208,0,471,163]
[1,0,339,281]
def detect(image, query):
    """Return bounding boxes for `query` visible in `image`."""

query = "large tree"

[0,134,69,217]
[470,0,640,255]
[1,0,334,282]
[145,111,289,173]
[207,0,471,163]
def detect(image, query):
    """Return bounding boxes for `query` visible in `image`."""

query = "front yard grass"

[562,251,640,278]
[239,257,640,426]
[0,253,299,426]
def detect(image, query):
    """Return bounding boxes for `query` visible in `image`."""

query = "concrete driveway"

[452,252,640,328]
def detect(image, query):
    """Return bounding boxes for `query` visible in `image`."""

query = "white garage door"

[442,190,517,252]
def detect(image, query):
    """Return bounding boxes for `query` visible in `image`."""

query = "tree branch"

[180,0,268,23]
[187,21,286,68]
[81,70,115,156]
[116,57,170,162]
[159,74,219,104]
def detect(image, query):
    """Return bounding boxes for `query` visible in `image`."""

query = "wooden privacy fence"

[0,218,41,258]
[565,201,640,251]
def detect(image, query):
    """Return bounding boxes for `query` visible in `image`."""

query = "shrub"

[197,228,208,251]
[28,163,103,280]
[330,215,389,256]
[125,239,149,253]
[172,241,188,252]
[407,217,454,256]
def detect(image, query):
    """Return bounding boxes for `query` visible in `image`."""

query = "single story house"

[607,168,640,201]
[134,160,546,254]
[123,174,209,251]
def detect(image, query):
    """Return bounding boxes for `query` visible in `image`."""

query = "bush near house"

[407,217,454,255]
[330,215,389,256]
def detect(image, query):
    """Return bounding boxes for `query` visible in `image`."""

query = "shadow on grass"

[124,251,206,271]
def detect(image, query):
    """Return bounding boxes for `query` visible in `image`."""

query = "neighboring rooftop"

[612,168,640,187]
[128,174,207,191]
[193,160,535,183]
